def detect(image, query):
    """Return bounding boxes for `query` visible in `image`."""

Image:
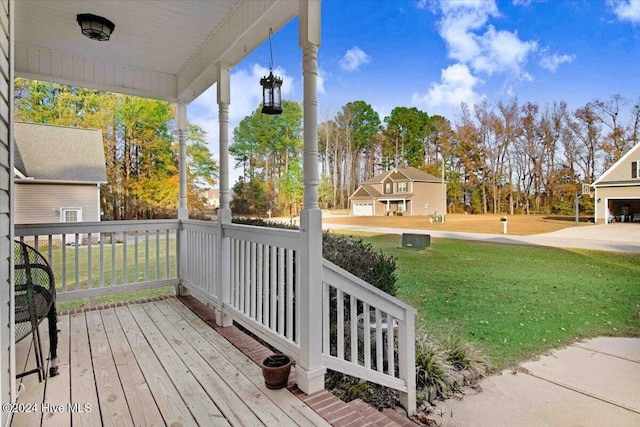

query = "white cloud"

[473,26,537,77]
[609,0,640,23]
[418,0,540,113]
[539,51,576,72]
[187,63,295,186]
[317,68,327,95]
[412,63,482,111]
[512,0,534,6]
[436,1,535,79]
[437,1,499,64]
[339,47,371,71]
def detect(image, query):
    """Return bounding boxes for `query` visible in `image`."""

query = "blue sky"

[189,0,640,186]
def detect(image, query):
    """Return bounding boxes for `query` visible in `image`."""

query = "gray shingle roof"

[14,122,107,183]
[360,166,442,185]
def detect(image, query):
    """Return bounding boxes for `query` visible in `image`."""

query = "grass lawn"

[335,232,640,369]
[30,237,178,312]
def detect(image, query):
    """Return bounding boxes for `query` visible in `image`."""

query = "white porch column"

[216,63,233,327]
[176,102,189,296]
[177,102,189,220]
[296,0,325,395]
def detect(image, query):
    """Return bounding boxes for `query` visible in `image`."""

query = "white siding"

[0,0,11,420]
[14,183,100,224]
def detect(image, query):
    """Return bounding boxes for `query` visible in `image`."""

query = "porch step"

[178,295,418,427]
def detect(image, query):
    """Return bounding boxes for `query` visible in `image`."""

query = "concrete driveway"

[322,223,640,253]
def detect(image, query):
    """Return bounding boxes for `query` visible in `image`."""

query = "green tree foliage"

[384,107,430,168]
[230,100,303,215]
[315,94,639,216]
[15,79,217,219]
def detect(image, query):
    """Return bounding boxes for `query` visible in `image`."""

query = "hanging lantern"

[260,28,283,115]
[261,72,283,115]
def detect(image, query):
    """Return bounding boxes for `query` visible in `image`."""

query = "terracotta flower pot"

[261,354,292,389]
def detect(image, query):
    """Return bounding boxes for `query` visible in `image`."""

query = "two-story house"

[593,142,640,223]
[349,167,446,216]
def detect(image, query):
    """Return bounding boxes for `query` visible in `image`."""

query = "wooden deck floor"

[13,297,329,426]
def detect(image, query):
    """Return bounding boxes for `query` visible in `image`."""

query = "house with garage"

[593,142,640,223]
[13,122,107,225]
[349,166,446,216]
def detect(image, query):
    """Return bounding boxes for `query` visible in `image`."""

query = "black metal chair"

[14,241,59,381]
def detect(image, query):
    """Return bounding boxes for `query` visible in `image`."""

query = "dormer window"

[633,161,639,179]
[398,182,408,192]
[385,182,392,194]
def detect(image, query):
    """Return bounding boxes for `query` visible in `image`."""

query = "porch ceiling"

[15,0,297,103]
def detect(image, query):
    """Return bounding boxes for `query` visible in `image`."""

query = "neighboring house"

[593,142,640,223]
[205,188,220,209]
[349,167,446,216]
[13,122,107,225]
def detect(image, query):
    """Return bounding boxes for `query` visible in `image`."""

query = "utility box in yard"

[402,233,430,249]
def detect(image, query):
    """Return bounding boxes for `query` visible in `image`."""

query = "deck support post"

[176,102,190,296]
[296,0,325,394]
[216,63,233,327]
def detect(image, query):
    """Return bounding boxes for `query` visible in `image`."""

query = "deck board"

[13,298,331,427]
[85,311,133,426]
[114,305,194,425]
[69,313,101,426]
[125,303,229,426]
[99,308,165,427]
[41,315,70,427]
[153,300,296,426]
[164,298,331,426]
[13,331,45,427]
[140,302,263,426]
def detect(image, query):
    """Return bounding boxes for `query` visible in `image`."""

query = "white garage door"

[352,203,373,216]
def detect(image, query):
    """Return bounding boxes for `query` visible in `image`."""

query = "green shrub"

[443,333,490,378]
[414,331,491,402]
[323,233,398,297]
[415,334,454,397]
[232,217,298,230]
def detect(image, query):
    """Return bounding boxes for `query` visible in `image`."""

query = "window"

[61,208,82,223]
[633,161,639,179]
[397,204,405,212]
[384,182,392,194]
[398,182,408,192]
[60,208,83,245]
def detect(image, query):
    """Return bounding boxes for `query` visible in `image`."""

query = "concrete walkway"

[322,222,640,253]
[435,337,640,427]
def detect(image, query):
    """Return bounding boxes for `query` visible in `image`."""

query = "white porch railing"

[322,259,417,413]
[221,223,302,360]
[14,219,416,413]
[180,220,220,304]
[15,220,179,301]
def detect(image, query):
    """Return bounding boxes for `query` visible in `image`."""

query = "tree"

[589,95,628,168]
[384,107,430,168]
[230,100,303,214]
[15,79,217,219]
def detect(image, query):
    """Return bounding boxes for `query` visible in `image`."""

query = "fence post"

[398,309,416,415]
